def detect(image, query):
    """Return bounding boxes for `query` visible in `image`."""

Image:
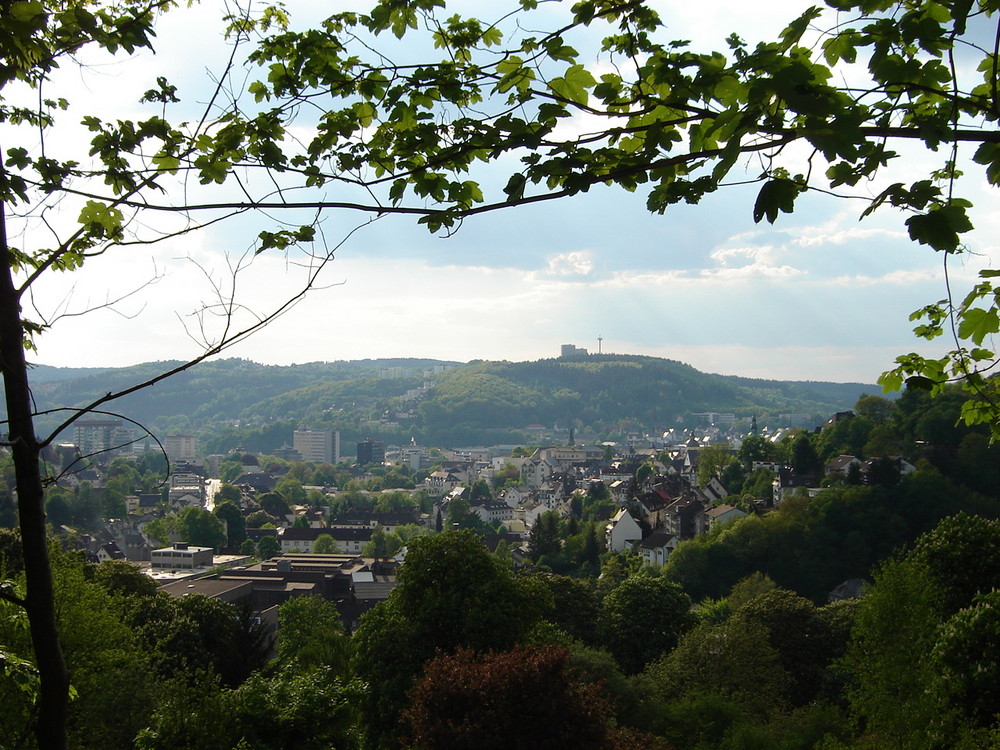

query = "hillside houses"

[69,397,928,587]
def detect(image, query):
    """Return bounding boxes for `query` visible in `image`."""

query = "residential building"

[473,500,515,524]
[605,508,642,553]
[294,428,339,464]
[96,541,126,562]
[663,496,706,539]
[638,530,678,567]
[825,454,861,480]
[704,503,747,530]
[522,456,558,489]
[773,468,818,504]
[279,526,373,555]
[73,418,134,458]
[164,434,197,464]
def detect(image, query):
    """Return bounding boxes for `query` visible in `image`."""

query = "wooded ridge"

[23,355,882,447]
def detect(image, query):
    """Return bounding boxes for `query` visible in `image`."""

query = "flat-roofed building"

[164,434,197,464]
[73,418,134,458]
[293,428,339,464]
[151,542,214,569]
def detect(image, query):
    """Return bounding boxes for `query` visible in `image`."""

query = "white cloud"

[825,268,943,288]
[543,251,595,277]
[703,244,805,279]
[790,224,906,247]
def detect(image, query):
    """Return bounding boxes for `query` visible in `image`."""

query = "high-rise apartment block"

[73,419,134,459]
[293,428,339,464]
[164,434,197,464]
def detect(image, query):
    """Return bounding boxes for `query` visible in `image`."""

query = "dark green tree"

[647,617,789,719]
[313,533,340,554]
[737,436,777,470]
[259,492,291,519]
[214,483,242,505]
[353,530,549,748]
[532,572,601,645]
[174,506,226,550]
[601,576,695,674]
[790,434,821,476]
[469,478,492,504]
[731,589,836,706]
[213,500,247,547]
[528,511,561,563]
[257,535,280,559]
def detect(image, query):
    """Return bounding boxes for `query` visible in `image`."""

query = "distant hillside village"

[16,390,921,634]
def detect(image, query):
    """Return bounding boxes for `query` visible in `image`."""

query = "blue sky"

[20,0,996,383]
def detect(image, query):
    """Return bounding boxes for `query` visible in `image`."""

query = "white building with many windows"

[293,428,339,464]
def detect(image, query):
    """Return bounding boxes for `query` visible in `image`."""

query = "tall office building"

[293,428,339,464]
[356,438,385,466]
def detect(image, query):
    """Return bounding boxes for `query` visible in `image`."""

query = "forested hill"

[22,355,883,448]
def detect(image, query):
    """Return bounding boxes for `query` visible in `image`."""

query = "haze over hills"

[22,355,886,450]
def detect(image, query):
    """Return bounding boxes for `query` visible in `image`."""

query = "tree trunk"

[0,202,69,750]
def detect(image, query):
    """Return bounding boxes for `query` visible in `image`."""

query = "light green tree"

[696,444,735,487]
[276,595,351,673]
[312,533,340,554]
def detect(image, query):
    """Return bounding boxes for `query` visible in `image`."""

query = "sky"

[14,0,997,384]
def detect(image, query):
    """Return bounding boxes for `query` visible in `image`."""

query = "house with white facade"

[605,508,642,553]
[704,503,747,531]
[638,530,678,567]
[522,456,558,489]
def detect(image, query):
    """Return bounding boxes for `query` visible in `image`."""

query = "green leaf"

[905,375,937,391]
[5,147,30,169]
[481,26,503,47]
[973,142,1000,186]
[152,153,180,173]
[905,203,974,252]
[248,81,270,103]
[78,201,123,234]
[504,173,526,201]
[957,308,1000,346]
[10,0,44,22]
[548,65,595,106]
[877,369,905,393]
[714,76,746,106]
[495,56,535,93]
[352,101,377,128]
[752,179,799,224]
[779,6,823,50]
[822,32,857,66]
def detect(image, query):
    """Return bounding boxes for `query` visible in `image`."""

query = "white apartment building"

[293,428,339,464]
[164,434,197,464]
